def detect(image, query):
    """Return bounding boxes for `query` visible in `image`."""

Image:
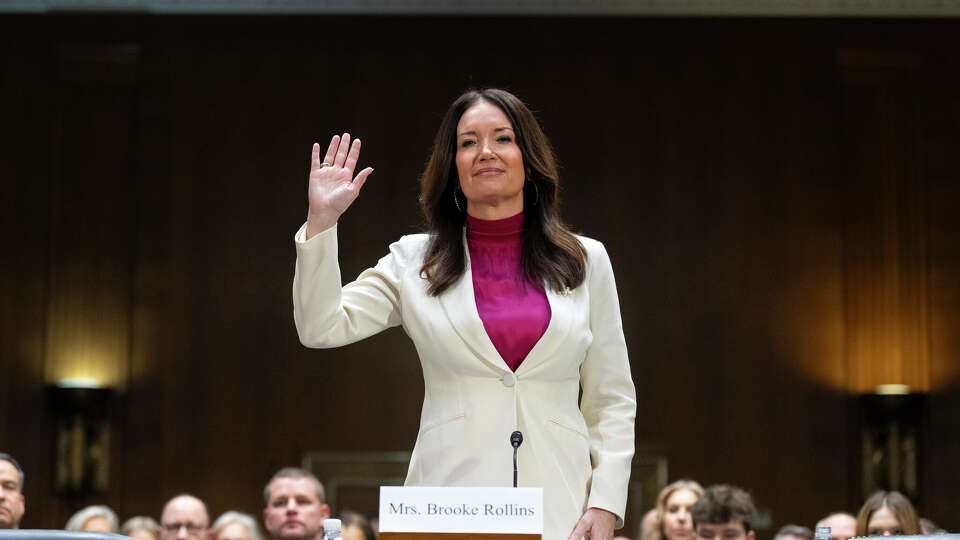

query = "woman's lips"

[474,168,504,176]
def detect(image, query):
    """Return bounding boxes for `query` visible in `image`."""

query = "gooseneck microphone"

[510,431,523,488]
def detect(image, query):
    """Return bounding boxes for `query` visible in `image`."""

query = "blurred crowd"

[616,479,948,540]
[0,452,949,540]
[0,454,374,540]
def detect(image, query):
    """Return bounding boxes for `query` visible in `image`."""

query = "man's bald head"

[816,513,856,540]
[160,494,209,540]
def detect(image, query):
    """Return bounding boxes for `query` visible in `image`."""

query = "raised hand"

[305,133,375,239]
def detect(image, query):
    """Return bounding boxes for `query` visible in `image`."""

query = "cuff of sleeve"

[295,222,337,245]
[586,497,626,530]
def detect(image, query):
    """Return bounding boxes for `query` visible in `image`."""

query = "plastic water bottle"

[323,519,343,540]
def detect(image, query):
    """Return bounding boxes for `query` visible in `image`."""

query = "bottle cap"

[323,519,342,534]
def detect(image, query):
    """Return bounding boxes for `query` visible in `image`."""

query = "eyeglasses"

[161,523,207,535]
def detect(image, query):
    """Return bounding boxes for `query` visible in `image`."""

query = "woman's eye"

[461,140,475,148]
[497,136,513,143]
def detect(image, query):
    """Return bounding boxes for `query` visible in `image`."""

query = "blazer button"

[501,372,517,387]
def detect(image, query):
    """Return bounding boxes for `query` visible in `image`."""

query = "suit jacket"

[293,223,636,540]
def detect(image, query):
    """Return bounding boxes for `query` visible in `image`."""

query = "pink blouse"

[467,212,552,372]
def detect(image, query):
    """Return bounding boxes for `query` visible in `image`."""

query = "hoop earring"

[453,186,464,212]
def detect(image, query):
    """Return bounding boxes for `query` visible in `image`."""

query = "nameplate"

[379,486,543,534]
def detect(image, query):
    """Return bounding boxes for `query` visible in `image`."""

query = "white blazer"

[293,224,636,540]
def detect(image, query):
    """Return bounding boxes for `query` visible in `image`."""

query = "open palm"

[306,133,374,238]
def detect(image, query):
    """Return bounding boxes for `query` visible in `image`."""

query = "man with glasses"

[0,453,26,529]
[691,485,758,540]
[160,494,210,540]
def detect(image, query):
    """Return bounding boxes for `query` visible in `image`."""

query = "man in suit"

[263,468,330,540]
[691,485,758,540]
[0,453,25,529]
[159,494,210,540]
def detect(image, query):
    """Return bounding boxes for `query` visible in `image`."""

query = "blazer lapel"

[515,284,574,376]
[438,250,511,373]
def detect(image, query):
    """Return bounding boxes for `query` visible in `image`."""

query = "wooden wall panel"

[1,14,959,537]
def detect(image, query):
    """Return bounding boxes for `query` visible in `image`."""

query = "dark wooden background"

[1,13,959,538]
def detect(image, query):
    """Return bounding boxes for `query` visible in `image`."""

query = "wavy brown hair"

[418,88,586,296]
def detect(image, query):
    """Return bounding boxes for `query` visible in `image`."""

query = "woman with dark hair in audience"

[642,480,703,540]
[293,88,636,540]
[339,511,375,540]
[855,491,921,537]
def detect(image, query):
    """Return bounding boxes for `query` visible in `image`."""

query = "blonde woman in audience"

[65,505,119,533]
[643,480,704,540]
[120,516,160,540]
[211,511,265,540]
[855,491,921,537]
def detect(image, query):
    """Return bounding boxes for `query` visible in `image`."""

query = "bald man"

[160,494,210,540]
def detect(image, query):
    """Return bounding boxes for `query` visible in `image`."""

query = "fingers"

[353,167,374,190]
[343,137,362,174]
[334,132,351,167]
[311,142,321,169]
[567,517,589,540]
[323,135,340,166]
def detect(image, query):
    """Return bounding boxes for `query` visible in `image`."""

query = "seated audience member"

[690,485,758,540]
[816,513,856,540]
[0,453,26,529]
[212,511,264,540]
[338,511,374,540]
[121,516,161,540]
[855,491,921,537]
[66,505,120,533]
[263,468,330,540]
[919,518,946,535]
[160,494,210,540]
[775,524,813,540]
[646,480,705,540]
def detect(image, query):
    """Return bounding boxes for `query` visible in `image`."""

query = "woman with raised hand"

[293,88,636,540]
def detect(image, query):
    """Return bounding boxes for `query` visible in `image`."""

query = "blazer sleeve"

[293,223,405,348]
[579,241,637,527]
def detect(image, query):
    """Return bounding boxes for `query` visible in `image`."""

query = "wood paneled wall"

[1,14,959,537]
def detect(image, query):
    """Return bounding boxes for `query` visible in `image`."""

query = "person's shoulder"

[385,232,431,263]
[574,234,608,257]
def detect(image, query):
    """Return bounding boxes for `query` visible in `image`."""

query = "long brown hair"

[418,88,586,296]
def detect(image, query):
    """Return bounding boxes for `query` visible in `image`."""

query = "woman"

[120,516,160,540]
[855,491,921,537]
[339,511,376,540]
[293,88,636,540]
[211,511,265,540]
[65,505,118,533]
[643,480,703,540]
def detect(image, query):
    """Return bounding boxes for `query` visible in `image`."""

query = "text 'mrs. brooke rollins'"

[388,502,536,517]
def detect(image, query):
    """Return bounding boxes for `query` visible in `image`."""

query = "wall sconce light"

[47,378,115,496]
[857,385,925,501]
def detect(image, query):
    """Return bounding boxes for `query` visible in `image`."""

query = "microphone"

[510,431,523,487]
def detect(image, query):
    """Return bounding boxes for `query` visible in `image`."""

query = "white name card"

[379,486,543,534]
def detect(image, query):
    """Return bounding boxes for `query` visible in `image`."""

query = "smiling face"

[663,488,699,540]
[263,478,329,540]
[455,100,526,219]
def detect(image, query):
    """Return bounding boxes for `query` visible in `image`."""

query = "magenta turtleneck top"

[466,211,551,372]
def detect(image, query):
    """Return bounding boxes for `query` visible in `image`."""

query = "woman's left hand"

[567,507,617,540]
